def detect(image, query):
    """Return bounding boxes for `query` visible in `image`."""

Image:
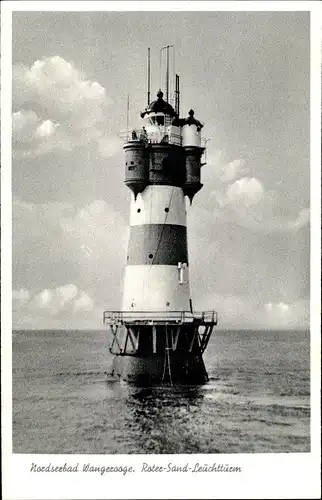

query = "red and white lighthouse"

[104,50,217,385]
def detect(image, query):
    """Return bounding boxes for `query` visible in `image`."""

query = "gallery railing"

[103,310,218,326]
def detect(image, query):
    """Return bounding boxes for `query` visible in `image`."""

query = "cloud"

[210,175,266,223]
[35,119,59,138]
[219,159,249,183]
[263,299,309,328]
[34,284,79,314]
[12,56,119,158]
[13,283,96,327]
[73,291,94,312]
[207,175,309,233]
[222,177,264,207]
[12,110,39,141]
[12,110,61,158]
[13,198,127,271]
[14,56,108,120]
[265,301,289,312]
[193,292,309,330]
[13,198,128,327]
[201,148,309,234]
[287,208,310,230]
[201,150,249,183]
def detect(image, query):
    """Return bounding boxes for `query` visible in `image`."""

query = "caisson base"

[112,352,208,386]
[104,311,217,385]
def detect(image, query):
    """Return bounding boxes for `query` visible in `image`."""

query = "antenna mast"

[166,45,170,103]
[147,47,151,105]
[126,94,130,138]
[160,45,174,103]
[175,74,180,115]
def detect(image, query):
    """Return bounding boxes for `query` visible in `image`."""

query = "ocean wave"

[242,417,292,426]
[55,370,109,377]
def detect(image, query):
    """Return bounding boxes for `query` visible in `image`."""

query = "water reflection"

[121,385,206,454]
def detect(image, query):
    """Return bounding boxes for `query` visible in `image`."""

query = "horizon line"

[12,327,310,332]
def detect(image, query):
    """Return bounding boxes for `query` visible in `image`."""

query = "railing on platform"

[120,128,182,146]
[103,310,218,326]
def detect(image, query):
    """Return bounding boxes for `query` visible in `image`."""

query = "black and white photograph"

[1,1,321,499]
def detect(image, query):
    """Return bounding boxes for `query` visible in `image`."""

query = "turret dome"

[182,109,203,129]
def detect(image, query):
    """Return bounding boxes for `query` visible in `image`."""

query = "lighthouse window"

[164,207,169,213]
[130,161,134,165]
[148,253,153,259]
[137,208,141,213]
[156,116,164,126]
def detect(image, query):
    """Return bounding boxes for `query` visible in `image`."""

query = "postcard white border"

[1,2,321,499]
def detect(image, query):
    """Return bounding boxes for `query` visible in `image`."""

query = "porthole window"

[130,161,134,165]
[164,207,169,213]
[148,253,153,259]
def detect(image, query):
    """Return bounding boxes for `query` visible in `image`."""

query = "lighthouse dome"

[141,90,177,118]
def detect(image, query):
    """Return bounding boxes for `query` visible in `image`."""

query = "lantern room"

[140,90,181,145]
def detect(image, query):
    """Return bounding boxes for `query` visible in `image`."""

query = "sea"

[12,329,310,454]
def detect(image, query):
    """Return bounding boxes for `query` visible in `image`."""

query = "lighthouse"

[104,48,217,385]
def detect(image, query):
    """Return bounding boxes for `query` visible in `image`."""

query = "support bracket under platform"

[104,310,218,357]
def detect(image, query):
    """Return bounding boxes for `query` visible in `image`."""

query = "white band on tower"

[130,185,187,227]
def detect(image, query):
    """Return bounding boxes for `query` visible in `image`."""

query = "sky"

[11,10,310,330]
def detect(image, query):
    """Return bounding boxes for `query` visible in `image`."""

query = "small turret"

[181,110,204,203]
[124,140,148,199]
[182,109,203,147]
